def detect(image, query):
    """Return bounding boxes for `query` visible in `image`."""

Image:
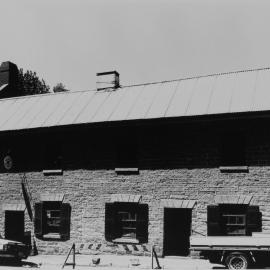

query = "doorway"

[5,211,25,242]
[163,208,192,256]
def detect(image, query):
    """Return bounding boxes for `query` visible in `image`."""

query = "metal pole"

[151,245,154,269]
[73,244,75,269]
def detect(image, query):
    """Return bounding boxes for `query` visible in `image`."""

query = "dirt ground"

[0,254,224,270]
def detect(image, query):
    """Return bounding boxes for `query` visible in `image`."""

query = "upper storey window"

[220,132,246,167]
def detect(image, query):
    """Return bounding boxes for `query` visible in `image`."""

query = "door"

[163,208,192,256]
[5,211,25,242]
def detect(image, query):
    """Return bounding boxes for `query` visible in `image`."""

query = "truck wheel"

[225,253,249,270]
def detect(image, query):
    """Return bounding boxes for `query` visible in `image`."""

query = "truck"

[190,233,270,269]
[0,237,30,261]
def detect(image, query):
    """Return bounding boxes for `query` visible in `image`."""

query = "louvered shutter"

[207,205,221,236]
[246,206,262,236]
[136,204,148,243]
[34,202,44,238]
[105,203,116,241]
[60,203,71,241]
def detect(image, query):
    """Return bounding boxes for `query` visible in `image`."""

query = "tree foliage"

[53,82,69,93]
[18,68,50,95]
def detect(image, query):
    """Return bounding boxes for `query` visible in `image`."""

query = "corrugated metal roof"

[0,67,270,132]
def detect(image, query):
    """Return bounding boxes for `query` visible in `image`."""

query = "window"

[220,133,246,166]
[34,201,71,240]
[118,210,137,239]
[207,204,261,236]
[43,141,63,170]
[105,203,148,243]
[46,208,61,233]
[223,214,246,235]
[116,141,138,168]
[115,128,138,170]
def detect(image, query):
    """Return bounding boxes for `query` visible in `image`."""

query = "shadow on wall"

[0,116,269,172]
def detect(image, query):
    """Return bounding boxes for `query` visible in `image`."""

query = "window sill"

[113,238,139,244]
[43,233,61,240]
[43,169,63,176]
[115,168,139,175]
[219,166,249,173]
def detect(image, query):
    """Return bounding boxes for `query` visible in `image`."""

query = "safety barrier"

[77,242,151,255]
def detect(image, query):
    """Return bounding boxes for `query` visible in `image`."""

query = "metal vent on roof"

[96,71,120,91]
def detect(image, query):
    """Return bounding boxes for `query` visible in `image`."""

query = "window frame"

[43,140,63,171]
[44,203,62,234]
[34,201,71,241]
[220,132,246,168]
[207,204,262,237]
[222,214,246,236]
[118,210,138,239]
[115,129,139,171]
[105,202,148,244]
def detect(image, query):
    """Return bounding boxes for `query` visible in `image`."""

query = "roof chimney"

[96,71,120,91]
[0,61,19,98]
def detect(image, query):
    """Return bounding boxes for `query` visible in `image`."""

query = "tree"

[18,68,50,95]
[53,83,69,93]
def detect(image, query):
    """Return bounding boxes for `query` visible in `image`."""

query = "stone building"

[0,61,269,256]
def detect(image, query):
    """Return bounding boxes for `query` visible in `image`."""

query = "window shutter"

[246,206,262,236]
[60,203,71,241]
[207,205,221,236]
[136,204,148,243]
[34,202,44,238]
[105,203,116,241]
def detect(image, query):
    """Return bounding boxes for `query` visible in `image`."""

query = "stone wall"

[0,166,270,256]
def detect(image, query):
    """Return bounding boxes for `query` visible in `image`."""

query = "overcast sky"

[1,0,270,91]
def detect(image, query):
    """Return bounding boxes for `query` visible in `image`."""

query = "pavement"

[0,254,225,270]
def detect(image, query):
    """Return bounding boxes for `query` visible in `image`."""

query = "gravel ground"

[0,255,224,270]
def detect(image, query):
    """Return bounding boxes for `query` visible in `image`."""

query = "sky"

[1,0,270,91]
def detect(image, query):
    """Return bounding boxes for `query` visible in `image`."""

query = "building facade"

[0,61,269,256]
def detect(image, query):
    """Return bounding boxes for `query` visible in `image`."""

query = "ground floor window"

[118,209,137,239]
[45,205,61,234]
[105,202,148,243]
[207,204,262,236]
[34,201,71,240]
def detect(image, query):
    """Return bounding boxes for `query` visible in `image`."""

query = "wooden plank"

[191,235,270,248]
[182,200,189,208]
[243,195,252,204]
[187,200,196,209]
[122,194,129,202]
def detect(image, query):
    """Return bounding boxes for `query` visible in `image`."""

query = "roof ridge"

[0,66,269,102]
[0,87,97,102]
[122,66,270,88]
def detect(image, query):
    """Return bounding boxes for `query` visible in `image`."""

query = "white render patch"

[2,202,26,211]
[161,199,196,209]
[214,195,253,204]
[40,193,65,202]
[110,194,142,203]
